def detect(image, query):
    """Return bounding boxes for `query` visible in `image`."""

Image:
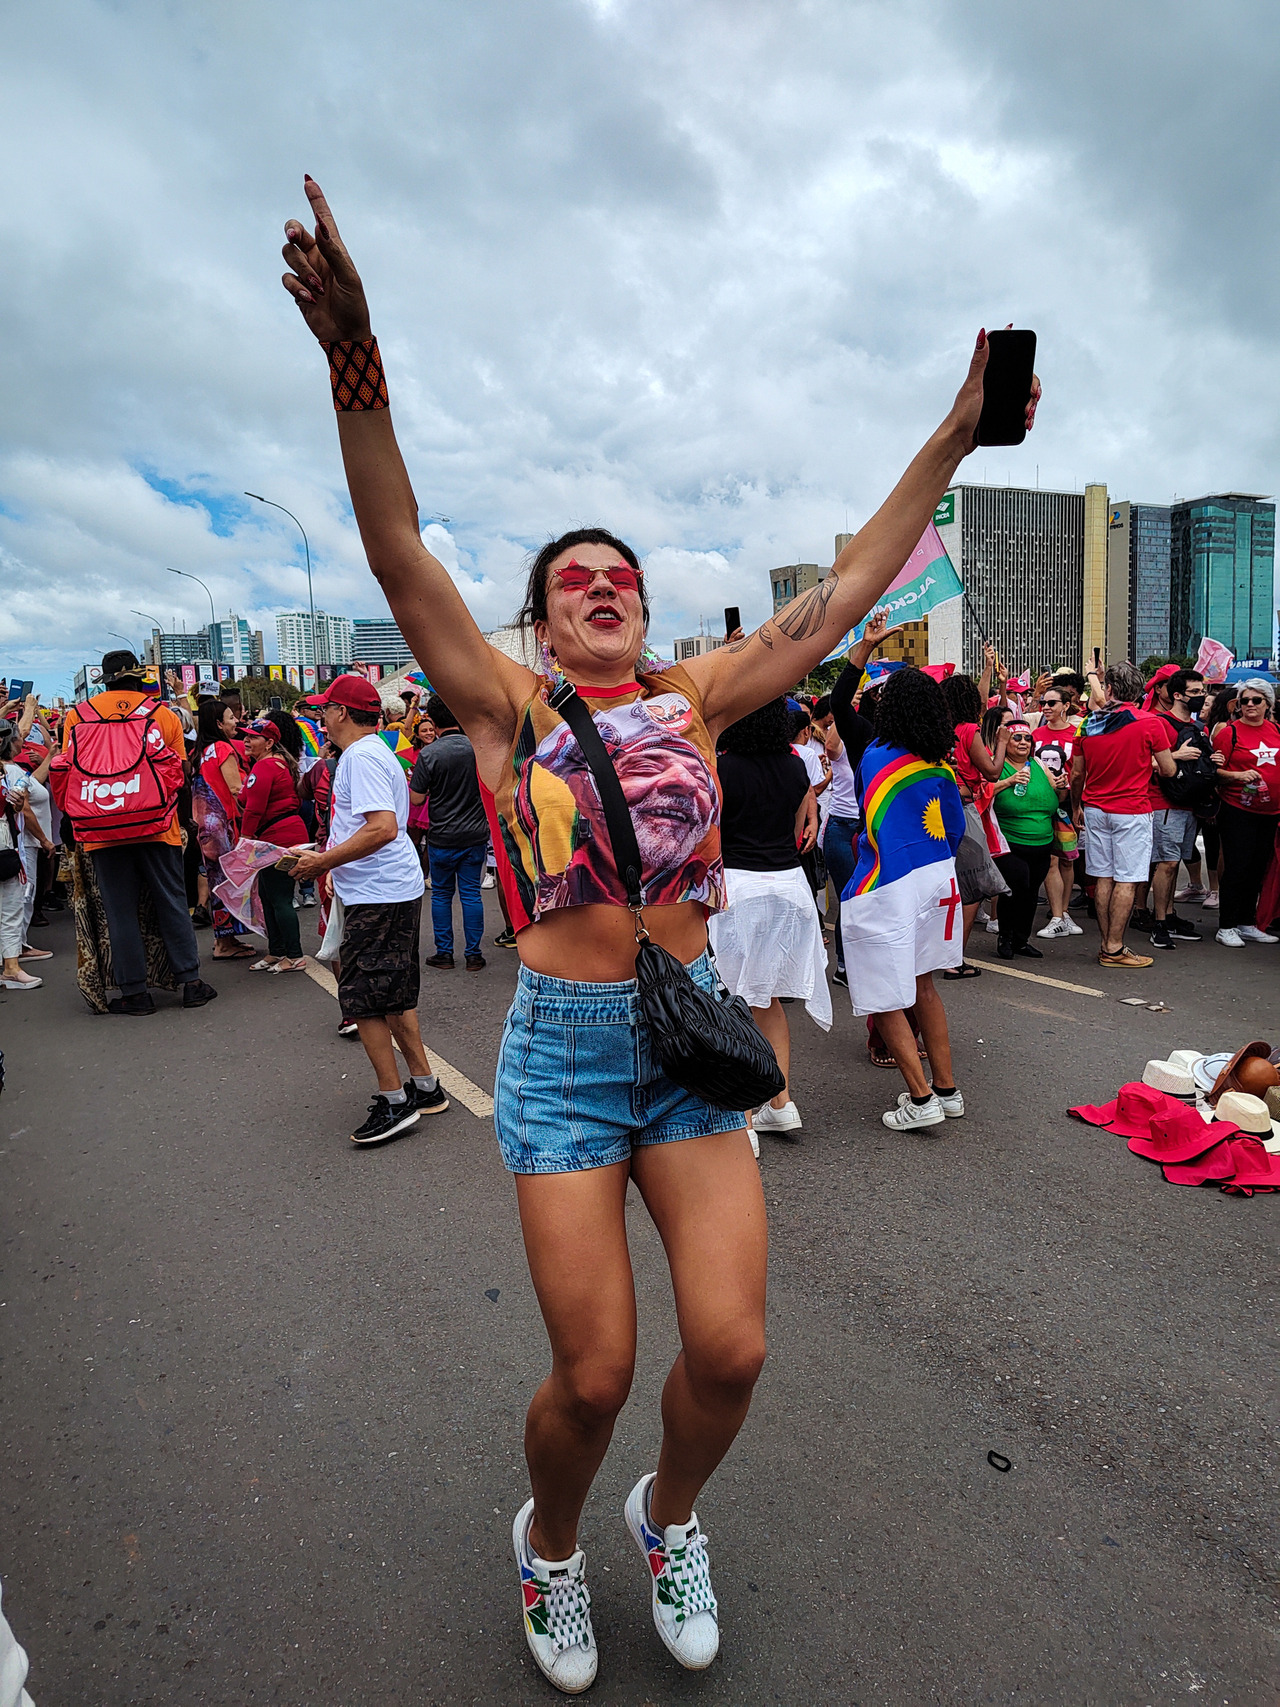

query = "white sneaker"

[1175,883,1206,903]
[481,872,496,888]
[512,1500,597,1695]
[1062,914,1084,935]
[624,1473,719,1671]
[1036,916,1072,939]
[1201,892,1219,909]
[935,1088,965,1119]
[1237,925,1279,944]
[753,1099,802,1133]
[883,1092,945,1131]
[1215,927,1245,948]
[747,1126,760,1158]
[984,917,1000,933]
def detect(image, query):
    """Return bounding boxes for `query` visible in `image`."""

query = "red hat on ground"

[1068,1082,1185,1140]
[1128,1105,1238,1164]
[318,674,381,713]
[1162,1141,1238,1187]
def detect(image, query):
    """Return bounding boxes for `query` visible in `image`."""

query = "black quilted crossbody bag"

[548,681,785,1111]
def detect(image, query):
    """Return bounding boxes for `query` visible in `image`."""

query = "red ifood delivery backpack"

[50,698,184,844]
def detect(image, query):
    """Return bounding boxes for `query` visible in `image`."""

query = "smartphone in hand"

[724,606,741,637]
[977,330,1036,446]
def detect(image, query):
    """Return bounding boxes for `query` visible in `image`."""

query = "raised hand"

[948,324,1041,455]
[281,177,373,345]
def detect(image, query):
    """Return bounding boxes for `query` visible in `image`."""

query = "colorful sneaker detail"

[511,1500,597,1694]
[623,1473,719,1671]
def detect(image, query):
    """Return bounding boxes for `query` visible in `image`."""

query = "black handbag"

[0,800,21,882]
[549,680,785,1111]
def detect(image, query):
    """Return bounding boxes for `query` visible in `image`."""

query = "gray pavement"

[2,893,1278,1705]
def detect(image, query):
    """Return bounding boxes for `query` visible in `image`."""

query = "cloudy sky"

[5,0,1278,695]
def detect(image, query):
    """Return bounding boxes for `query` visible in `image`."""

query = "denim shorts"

[493,950,747,1174]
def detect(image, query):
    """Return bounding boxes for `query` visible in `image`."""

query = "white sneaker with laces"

[1062,914,1084,935]
[883,1092,946,1131]
[1216,927,1245,948]
[1036,916,1072,939]
[935,1088,965,1119]
[753,1099,802,1133]
[1237,925,1279,944]
[984,917,1000,933]
[512,1500,597,1695]
[624,1473,719,1671]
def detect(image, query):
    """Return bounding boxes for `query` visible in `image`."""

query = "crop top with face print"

[480,663,725,932]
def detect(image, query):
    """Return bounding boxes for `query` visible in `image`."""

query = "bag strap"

[548,680,646,918]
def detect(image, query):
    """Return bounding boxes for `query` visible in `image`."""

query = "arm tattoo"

[725,622,774,654]
[774,576,837,643]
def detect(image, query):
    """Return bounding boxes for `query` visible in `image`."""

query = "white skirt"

[708,865,832,1031]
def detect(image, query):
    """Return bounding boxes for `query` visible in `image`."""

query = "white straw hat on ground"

[1142,1056,1198,1097]
[1215,1090,1280,1138]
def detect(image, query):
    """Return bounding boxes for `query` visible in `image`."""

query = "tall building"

[1107,503,1172,662]
[671,634,724,661]
[932,485,1092,674]
[351,617,414,669]
[1169,494,1275,660]
[150,627,215,669]
[208,615,264,668]
[275,610,354,669]
[768,533,853,615]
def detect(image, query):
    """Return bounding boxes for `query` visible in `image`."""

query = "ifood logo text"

[80,775,141,810]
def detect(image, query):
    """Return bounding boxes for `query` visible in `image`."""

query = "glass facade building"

[1108,502,1172,661]
[1170,494,1275,659]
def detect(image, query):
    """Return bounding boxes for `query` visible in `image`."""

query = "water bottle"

[1013,769,1027,797]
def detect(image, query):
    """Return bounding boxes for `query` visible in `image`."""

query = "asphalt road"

[2,893,1278,1706]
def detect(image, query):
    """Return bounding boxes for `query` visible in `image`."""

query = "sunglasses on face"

[1041,698,1061,708]
[555,561,642,594]
[1238,695,1267,707]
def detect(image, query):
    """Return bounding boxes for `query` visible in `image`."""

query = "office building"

[671,634,724,661]
[275,610,354,670]
[932,485,1091,674]
[1170,494,1275,660]
[351,617,415,670]
[207,615,265,668]
[150,627,212,669]
[1107,503,1172,662]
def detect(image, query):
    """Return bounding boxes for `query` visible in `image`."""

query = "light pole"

[107,629,137,654]
[246,493,316,676]
[166,568,218,657]
[132,609,166,680]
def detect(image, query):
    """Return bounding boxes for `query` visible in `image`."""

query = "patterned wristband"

[323,336,389,411]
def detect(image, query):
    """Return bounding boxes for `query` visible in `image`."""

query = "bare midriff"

[515,899,709,981]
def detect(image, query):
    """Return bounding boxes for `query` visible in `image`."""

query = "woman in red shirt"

[240,720,310,971]
[1211,679,1280,947]
[192,698,255,960]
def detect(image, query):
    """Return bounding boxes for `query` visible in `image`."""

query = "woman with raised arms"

[279,177,1038,1693]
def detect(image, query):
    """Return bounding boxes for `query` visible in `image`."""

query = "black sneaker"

[404,1080,451,1116]
[108,992,157,1017]
[182,979,219,1008]
[191,905,212,929]
[1013,942,1043,959]
[337,1018,360,1038]
[1130,908,1157,934]
[425,952,455,969]
[494,927,517,949]
[1166,912,1202,941]
[832,965,848,987]
[1149,922,1175,950]
[350,1095,421,1146]
[465,953,486,971]
[996,936,1015,959]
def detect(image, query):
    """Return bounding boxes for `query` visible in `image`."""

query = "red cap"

[318,674,381,713]
[248,720,282,743]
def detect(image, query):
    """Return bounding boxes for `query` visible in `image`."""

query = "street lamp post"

[165,568,218,658]
[245,494,316,677]
[132,609,166,681]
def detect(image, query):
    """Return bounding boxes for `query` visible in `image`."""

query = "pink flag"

[1195,638,1234,684]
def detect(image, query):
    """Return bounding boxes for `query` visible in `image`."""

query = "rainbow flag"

[379,727,415,775]
[296,716,322,757]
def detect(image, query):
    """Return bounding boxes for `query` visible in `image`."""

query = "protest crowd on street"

[2,176,1279,1705]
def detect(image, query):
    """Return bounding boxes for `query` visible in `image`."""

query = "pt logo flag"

[823,523,963,662]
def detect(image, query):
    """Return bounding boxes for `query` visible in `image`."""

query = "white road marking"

[303,958,494,1118]
[963,956,1106,999]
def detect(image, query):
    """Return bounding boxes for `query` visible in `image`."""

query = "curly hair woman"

[277,176,1037,1690]
[709,698,826,1145]
[839,667,968,1131]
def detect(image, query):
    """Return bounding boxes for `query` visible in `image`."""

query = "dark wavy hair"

[718,697,794,755]
[192,695,234,765]
[939,672,983,730]
[514,528,648,634]
[873,668,954,764]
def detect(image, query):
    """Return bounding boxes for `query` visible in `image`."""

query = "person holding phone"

[276,175,1037,1691]
[239,719,310,972]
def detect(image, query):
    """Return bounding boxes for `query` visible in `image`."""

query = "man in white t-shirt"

[290,675,451,1146]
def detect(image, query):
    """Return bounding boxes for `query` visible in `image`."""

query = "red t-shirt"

[198,739,241,822]
[1031,721,1080,781]
[1079,709,1171,813]
[952,722,986,793]
[239,754,309,847]
[1212,718,1280,813]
